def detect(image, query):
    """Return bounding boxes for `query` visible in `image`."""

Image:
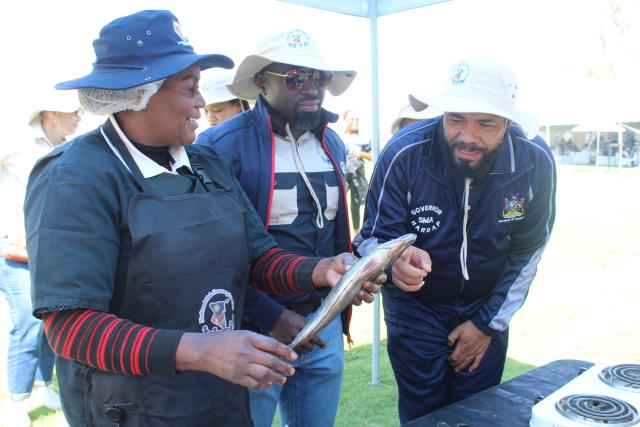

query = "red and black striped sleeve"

[43,309,183,375]
[250,247,321,296]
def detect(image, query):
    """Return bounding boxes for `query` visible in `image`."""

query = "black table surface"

[402,359,594,427]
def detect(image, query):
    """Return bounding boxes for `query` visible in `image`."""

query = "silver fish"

[287,233,417,349]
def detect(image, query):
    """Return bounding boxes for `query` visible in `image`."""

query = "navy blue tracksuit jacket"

[355,116,556,421]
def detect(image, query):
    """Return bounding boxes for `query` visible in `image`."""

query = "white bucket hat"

[408,58,539,138]
[390,104,442,134]
[29,89,81,125]
[200,69,238,105]
[227,28,357,100]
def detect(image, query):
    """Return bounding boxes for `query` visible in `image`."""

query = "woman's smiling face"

[142,64,205,146]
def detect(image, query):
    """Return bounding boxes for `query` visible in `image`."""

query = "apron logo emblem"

[199,289,235,333]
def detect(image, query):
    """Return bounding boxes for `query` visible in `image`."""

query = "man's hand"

[351,272,385,306]
[270,308,326,353]
[311,252,357,289]
[175,330,297,388]
[311,253,384,305]
[391,246,431,292]
[447,320,492,373]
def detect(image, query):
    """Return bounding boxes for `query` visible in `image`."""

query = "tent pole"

[545,124,550,146]
[618,126,623,169]
[596,131,600,166]
[369,1,382,387]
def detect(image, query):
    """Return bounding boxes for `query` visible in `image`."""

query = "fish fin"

[346,334,354,350]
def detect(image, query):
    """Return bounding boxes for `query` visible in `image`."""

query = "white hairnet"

[78,80,165,115]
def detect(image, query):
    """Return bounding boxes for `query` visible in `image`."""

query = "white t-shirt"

[0,122,56,237]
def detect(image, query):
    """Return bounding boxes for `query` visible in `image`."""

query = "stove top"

[599,365,640,392]
[531,363,640,427]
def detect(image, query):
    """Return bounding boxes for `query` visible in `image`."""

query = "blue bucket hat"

[56,10,233,90]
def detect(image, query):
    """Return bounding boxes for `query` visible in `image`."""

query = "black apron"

[85,134,253,427]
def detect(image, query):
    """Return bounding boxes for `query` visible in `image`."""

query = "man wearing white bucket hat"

[0,88,81,426]
[354,58,557,423]
[197,28,397,427]
[199,69,250,127]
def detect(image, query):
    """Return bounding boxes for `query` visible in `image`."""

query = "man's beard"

[291,99,323,131]
[447,140,499,180]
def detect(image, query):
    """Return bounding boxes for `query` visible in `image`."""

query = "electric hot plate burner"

[599,365,640,392]
[555,394,639,426]
[531,363,640,427]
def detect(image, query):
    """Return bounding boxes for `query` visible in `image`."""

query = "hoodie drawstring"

[460,177,472,280]
[285,123,324,229]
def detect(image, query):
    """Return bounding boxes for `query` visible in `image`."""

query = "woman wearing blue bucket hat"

[23,10,378,427]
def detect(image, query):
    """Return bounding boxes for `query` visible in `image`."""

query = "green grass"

[337,343,536,427]
[2,165,639,426]
[338,341,400,427]
[0,378,66,427]
[274,343,537,427]
[27,408,63,427]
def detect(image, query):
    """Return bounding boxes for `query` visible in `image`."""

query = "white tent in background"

[571,122,625,167]
[277,0,449,385]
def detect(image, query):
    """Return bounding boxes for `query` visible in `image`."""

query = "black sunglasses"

[263,68,333,91]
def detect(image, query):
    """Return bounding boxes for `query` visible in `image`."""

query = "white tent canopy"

[278,0,447,17]
[571,122,625,133]
[571,122,626,168]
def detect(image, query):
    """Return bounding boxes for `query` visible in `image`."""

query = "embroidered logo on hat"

[450,64,469,85]
[408,58,539,138]
[173,20,191,47]
[287,30,309,49]
[227,27,357,100]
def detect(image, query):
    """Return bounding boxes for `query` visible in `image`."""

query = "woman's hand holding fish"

[175,330,297,389]
[392,246,431,292]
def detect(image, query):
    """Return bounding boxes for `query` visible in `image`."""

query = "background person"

[0,89,80,426]
[341,109,371,233]
[197,28,387,427]
[390,103,441,135]
[200,68,250,127]
[560,130,578,153]
[24,11,374,427]
[355,58,556,423]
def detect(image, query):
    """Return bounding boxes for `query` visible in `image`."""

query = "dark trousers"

[382,288,509,424]
[346,165,368,230]
[349,190,362,230]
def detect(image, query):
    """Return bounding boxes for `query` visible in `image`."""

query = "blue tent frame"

[278,0,448,385]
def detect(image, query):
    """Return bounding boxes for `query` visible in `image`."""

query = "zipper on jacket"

[424,165,468,297]
[454,163,535,300]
